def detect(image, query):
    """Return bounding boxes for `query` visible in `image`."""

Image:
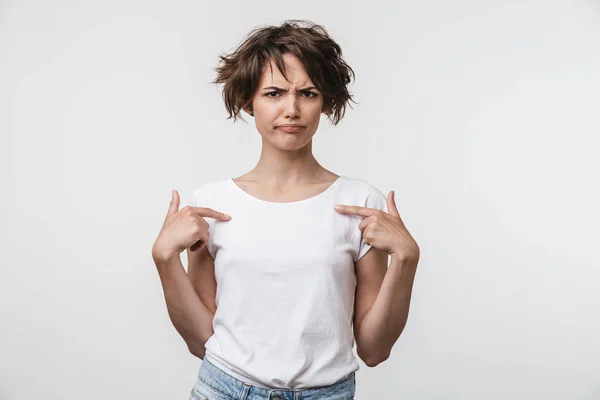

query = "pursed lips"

[276,125,306,132]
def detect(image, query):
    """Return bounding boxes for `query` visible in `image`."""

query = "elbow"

[187,327,214,360]
[358,347,390,368]
[187,342,206,360]
[188,346,205,360]
[364,353,389,368]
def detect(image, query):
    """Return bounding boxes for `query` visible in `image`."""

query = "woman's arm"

[353,247,418,366]
[153,252,214,359]
[187,246,218,315]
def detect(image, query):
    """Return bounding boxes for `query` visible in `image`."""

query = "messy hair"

[212,20,356,125]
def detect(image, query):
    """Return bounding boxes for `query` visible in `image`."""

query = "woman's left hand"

[334,191,420,262]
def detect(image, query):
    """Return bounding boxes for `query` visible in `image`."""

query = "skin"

[238,52,339,201]
[152,191,231,261]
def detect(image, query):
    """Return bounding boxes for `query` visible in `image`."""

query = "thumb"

[387,190,400,217]
[165,190,180,221]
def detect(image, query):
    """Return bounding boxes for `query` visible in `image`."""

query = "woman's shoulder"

[186,177,231,207]
[339,175,385,196]
[338,176,388,211]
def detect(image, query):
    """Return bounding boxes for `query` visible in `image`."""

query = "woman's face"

[244,53,324,151]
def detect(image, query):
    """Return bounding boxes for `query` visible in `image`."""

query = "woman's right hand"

[151,190,232,262]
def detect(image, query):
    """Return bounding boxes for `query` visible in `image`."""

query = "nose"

[283,95,300,119]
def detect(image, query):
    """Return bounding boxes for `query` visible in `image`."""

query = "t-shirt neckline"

[228,176,345,205]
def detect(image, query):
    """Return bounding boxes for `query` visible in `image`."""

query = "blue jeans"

[189,358,356,400]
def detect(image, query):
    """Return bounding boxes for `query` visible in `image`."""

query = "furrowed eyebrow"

[262,86,318,92]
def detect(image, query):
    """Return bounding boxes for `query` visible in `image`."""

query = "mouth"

[276,125,306,133]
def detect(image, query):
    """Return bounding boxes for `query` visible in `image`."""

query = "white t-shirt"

[182,176,388,389]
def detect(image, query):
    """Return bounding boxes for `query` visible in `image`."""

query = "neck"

[247,139,327,185]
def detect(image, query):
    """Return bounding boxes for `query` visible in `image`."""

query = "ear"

[242,103,254,116]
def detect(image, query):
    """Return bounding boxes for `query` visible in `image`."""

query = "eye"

[265,91,317,98]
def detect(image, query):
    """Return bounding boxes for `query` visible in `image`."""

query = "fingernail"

[334,205,341,210]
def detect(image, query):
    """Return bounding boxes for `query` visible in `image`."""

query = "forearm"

[356,256,417,365]
[153,252,214,358]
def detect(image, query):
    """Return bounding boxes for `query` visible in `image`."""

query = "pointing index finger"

[334,205,378,217]
[191,206,232,221]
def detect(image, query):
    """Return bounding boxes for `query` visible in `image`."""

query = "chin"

[273,136,313,151]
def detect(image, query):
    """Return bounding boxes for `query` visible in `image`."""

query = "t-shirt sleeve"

[355,187,389,262]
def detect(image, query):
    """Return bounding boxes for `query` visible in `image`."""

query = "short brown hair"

[212,20,356,125]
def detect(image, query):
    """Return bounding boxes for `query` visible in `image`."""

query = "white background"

[1,1,599,399]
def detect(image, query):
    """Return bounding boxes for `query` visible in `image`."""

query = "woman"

[152,20,420,400]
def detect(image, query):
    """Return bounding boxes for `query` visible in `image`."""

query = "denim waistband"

[196,358,356,400]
